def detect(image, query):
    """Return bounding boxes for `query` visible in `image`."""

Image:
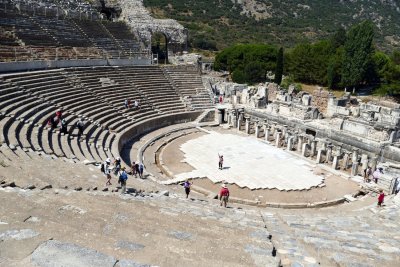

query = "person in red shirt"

[377,189,385,207]
[219,184,230,208]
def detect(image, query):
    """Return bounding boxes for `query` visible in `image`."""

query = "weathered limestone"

[245,118,251,134]
[310,140,317,157]
[370,155,379,171]
[297,136,303,152]
[342,152,350,170]
[287,136,294,151]
[361,154,369,170]
[332,155,339,170]
[255,122,260,138]
[216,109,223,124]
[316,149,324,163]
[275,132,281,147]
[264,126,270,141]
[326,145,333,163]
[232,115,237,128]
[301,143,308,157]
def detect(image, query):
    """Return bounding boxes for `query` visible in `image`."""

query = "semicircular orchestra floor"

[144,126,360,204]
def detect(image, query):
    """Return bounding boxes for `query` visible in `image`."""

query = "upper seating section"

[163,65,214,110]
[101,21,141,55]
[0,3,144,62]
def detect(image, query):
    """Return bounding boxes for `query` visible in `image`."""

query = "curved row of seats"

[0,6,142,61]
[0,66,211,164]
[163,66,214,110]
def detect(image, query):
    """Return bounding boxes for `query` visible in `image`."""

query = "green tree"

[244,61,266,84]
[274,47,284,85]
[342,21,375,88]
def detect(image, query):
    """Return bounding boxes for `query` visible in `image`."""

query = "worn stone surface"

[31,240,117,267]
[0,229,39,241]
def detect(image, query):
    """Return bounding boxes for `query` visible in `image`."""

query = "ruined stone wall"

[311,89,330,115]
[267,83,279,102]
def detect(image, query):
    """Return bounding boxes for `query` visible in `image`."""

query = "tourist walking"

[183,180,192,198]
[124,99,129,109]
[118,167,128,194]
[131,161,136,176]
[114,157,121,174]
[395,179,400,195]
[61,118,68,134]
[103,158,112,186]
[364,166,372,183]
[372,168,383,184]
[138,162,144,178]
[219,184,230,208]
[218,154,223,170]
[135,162,140,177]
[377,189,385,207]
[76,118,84,135]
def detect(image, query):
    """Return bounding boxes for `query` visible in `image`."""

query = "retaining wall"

[113,111,202,163]
[0,58,152,73]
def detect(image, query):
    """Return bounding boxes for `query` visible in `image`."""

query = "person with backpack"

[118,167,128,194]
[61,119,68,134]
[138,162,144,178]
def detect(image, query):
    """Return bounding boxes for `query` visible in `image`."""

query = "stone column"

[310,140,317,157]
[326,146,333,163]
[255,122,260,138]
[227,111,232,125]
[361,154,369,171]
[297,136,303,152]
[275,132,281,147]
[287,136,294,151]
[232,115,237,128]
[351,149,359,176]
[332,155,339,170]
[264,126,270,141]
[271,124,276,136]
[282,125,288,137]
[342,152,350,170]
[316,149,324,163]
[352,149,359,164]
[302,143,308,157]
[216,109,223,124]
[245,118,251,134]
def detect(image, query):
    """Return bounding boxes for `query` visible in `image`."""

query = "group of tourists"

[124,99,140,110]
[47,109,85,136]
[363,166,384,184]
[101,157,144,194]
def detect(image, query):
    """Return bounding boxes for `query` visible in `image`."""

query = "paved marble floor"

[172,131,324,191]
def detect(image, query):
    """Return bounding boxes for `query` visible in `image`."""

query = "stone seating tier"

[0,66,208,163]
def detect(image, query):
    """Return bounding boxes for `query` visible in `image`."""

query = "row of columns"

[226,109,380,177]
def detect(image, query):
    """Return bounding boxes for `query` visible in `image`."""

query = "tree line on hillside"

[214,21,400,96]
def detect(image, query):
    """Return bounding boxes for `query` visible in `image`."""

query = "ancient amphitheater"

[0,1,400,267]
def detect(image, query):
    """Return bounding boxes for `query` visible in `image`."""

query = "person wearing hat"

[104,158,112,186]
[118,167,128,194]
[219,184,230,208]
